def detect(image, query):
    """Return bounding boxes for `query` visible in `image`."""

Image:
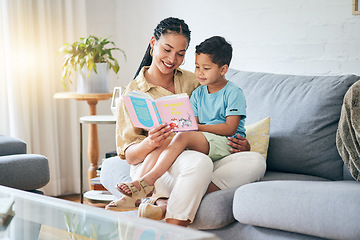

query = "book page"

[155,95,198,132]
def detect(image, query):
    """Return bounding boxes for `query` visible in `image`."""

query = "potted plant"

[58,35,126,93]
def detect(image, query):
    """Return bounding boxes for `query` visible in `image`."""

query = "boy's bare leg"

[142,131,210,186]
[117,138,172,196]
[118,131,209,195]
[137,138,172,177]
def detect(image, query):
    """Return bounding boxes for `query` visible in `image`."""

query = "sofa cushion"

[233,180,360,240]
[0,154,50,190]
[262,171,329,182]
[226,69,360,180]
[245,116,270,160]
[0,135,26,156]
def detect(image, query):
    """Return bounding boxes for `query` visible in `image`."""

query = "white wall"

[112,0,360,86]
[84,0,360,182]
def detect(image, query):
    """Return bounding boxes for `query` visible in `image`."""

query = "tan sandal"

[105,196,138,212]
[138,197,167,220]
[138,203,163,220]
[116,178,154,199]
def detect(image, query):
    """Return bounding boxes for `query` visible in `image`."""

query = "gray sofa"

[101,69,360,240]
[0,135,50,192]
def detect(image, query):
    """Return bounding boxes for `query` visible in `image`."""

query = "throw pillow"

[245,116,270,160]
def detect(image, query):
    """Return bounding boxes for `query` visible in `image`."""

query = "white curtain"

[0,0,87,196]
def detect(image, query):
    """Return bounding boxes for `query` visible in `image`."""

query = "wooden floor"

[56,194,108,208]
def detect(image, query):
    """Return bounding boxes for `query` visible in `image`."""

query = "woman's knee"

[174,150,213,176]
[247,152,267,174]
[211,151,266,189]
[220,151,266,168]
[235,151,266,174]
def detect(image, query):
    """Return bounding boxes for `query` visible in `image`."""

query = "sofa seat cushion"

[0,154,50,190]
[190,188,236,230]
[226,69,360,180]
[233,180,360,240]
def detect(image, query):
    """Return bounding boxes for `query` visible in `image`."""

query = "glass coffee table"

[0,186,219,240]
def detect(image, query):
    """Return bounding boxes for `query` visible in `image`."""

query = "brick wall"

[110,0,360,80]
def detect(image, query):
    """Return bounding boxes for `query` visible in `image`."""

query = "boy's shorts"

[202,132,231,162]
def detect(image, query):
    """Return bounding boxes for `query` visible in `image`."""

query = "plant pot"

[76,63,110,94]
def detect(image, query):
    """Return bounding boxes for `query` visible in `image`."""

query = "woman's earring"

[150,49,153,56]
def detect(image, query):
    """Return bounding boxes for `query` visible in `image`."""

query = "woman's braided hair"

[134,17,191,79]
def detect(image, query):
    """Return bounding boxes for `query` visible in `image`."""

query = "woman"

[103,17,266,227]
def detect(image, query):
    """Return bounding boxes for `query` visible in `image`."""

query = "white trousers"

[130,150,266,223]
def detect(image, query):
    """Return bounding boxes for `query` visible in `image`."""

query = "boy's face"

[195,53,227,86]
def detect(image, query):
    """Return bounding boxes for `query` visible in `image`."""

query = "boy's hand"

[227,134,250,153]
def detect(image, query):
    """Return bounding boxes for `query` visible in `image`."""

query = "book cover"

[123,90,198,131]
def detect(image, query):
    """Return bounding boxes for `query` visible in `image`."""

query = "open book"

[123,90,198,131]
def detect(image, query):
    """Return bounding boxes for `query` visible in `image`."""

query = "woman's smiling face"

[150,33,188,75]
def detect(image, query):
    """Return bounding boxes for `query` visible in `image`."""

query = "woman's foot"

[139,198,190,227]
[115,178,154,199]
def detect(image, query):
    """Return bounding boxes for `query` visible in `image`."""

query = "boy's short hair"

[195,36,232,67]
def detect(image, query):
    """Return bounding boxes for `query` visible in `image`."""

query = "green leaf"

[61,79,67,91]
[64,213,71,231]
[87,56,94,70]
[114,60,120,73]
[79,59,85,70]
[76,223,81,234]
[90,224,97,238]
[61,66,68,79]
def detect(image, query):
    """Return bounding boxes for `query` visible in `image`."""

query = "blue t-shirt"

[190,81,246,138]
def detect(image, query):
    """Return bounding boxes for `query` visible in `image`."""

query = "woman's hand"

[125,123,172,165]
[227,134,250,153]
[147,123,172,148]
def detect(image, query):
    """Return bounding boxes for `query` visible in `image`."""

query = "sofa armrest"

[0,135,26,156]
[0,154,50,190]
[233,180,360,240]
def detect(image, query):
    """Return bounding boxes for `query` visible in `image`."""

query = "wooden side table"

[54,92,112,190]
[80,115,116,203]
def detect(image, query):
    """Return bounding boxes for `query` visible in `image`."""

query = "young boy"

[116,36,246,201]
